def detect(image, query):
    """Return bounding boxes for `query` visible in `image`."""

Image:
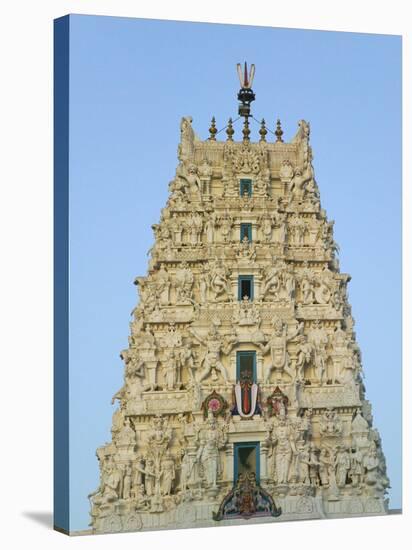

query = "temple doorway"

[233,442,260,484]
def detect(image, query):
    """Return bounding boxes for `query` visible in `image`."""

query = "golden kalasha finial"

[209,117,217,141]
[275,118,284,142]
[259,118,267,142]
[242,118,251,143]
[226,118,234,141]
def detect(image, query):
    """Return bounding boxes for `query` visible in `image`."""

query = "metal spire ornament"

[209,116,217,141]
[259,118,267,142]
[275,118,284,142]
[236,62,256,142]
[226,117,234,141]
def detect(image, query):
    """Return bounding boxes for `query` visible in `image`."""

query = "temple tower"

[88,64,390,533]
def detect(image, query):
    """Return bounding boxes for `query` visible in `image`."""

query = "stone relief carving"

[89,116,390,533]
[259,317,303,382]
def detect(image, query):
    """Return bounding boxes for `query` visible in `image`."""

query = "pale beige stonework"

[88,115,390,534]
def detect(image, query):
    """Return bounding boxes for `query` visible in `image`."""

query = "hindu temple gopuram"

[88,63,390,533]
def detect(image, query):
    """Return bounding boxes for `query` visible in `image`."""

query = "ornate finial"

[259,118,267,142]
[209,117,217,141]
[242,118,251,143]
[226,118,234,141]
[237,62,256,120]
[275,118,284,142]
[237,62,255,89]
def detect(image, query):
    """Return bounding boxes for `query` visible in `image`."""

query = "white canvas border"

[0,0,409,548]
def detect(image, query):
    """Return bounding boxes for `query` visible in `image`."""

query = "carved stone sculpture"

[89,108,390,534]
[259,317,303,382]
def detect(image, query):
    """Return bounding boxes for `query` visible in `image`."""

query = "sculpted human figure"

[320,408,342,436]
[234,295,260,326]
[160,454,176,496]
[122,464,133,500]
[102,457,122,502]
[295,334,314,381]
[319,447,332,487]
[185,163,202,200]
[273,418,294,484]
[133,456,145,490]
[259,212,275,242]
[296,441,311,485]
[189,324,237,383]
[279,159,294,182]
[259,317,303,382]
[363,447,380,487]
[177,116,195,162]
[198,157,213,180]
[308,443,320,487]
[148,415,172,450]
[218,213,233,243]
[194,212,203,242]
[180,451,193,492]
[209,259,231,302]
[335,446,350,488]
[135,325,158,392]
[204,214,215,244]
[277,212,288,244]
[283,265,296,301]
[198,413,227,489]
[170,213,183,245]
[314,266,334,305]
[308,320,329,385]
[236,235,256,261]
[155,264,171,305]
[198,266,210,303]
[88,456,121,506]
[174,262,194,303]
[177,341,197,384]
[289,169,306,200]
[300,266,315,305]
[117,418,136,448]
[349,446,364,488]
[163,349,180,390]
[115,349,145,402]
[291,214,307,245]
[262,263,281,300]
[143,459,156,497]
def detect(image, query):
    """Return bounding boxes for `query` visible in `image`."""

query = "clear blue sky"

[66,15,401,530]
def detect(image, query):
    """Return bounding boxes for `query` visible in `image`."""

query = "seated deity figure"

[236,235,256,261]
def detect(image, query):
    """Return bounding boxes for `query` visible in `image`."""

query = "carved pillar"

[225,445,234,483]
[254,272,263,301]
[260,443,269,480]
